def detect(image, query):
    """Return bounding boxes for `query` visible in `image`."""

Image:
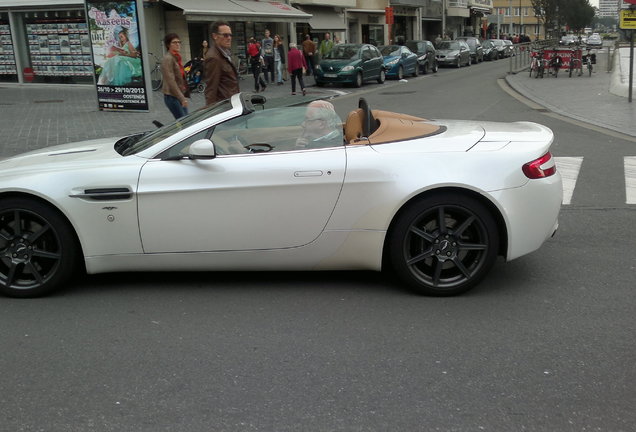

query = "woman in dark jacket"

[274,34,286,85]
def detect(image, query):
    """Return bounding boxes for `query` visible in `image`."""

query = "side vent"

[70,187,132,201]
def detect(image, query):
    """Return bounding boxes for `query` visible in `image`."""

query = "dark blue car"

[379,45,418,79]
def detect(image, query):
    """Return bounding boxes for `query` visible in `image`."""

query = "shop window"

[0,14,18,83]
[22,10,93,84]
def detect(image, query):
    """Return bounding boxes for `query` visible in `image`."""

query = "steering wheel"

[244,143,274,153]
[358,97,376,138]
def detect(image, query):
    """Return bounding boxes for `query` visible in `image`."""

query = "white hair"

[289,42,296,49]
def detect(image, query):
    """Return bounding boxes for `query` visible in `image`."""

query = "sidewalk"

[505,47,636,138]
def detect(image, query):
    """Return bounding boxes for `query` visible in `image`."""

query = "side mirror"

[188,138,216,159]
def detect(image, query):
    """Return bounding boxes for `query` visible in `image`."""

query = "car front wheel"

[389,193,499,296]
[0,198,79,297]
[354,72,363,88]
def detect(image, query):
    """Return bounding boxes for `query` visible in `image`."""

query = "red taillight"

[522,152,557,179]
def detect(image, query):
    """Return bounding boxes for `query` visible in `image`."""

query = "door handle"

[294,170,324,177]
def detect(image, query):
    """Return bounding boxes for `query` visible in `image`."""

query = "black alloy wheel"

[354,72,363,88]
[0,198,78,297]
[389,193,499,296]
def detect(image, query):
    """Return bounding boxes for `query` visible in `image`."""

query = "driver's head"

[302,100,340,139]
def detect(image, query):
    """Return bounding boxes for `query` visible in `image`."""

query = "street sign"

[620,9,636,29]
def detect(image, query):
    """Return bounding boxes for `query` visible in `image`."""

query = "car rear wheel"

[389,193,499,296]
[377,69,386,84]
[354,72,363,88]
[0,198,79,298]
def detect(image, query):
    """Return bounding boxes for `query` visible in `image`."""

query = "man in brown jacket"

[301,34,316,76]
[204,21,239,107]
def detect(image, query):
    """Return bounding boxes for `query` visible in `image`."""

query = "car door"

[137,109,346,254]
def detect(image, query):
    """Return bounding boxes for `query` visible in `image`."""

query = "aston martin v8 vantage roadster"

[0,93,562,297]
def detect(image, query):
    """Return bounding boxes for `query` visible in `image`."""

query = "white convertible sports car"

[0,93,562,298]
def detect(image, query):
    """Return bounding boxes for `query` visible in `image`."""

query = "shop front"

[467,0,492,38]
[293,5,347,46]
[345,9,386,46]
[162,0,311,72]
[0,0,92,84]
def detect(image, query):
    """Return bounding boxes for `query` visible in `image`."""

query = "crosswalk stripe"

[625,157,636,204]
[555,157,583,205]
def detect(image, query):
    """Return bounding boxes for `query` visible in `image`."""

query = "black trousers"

[251,61,267,91]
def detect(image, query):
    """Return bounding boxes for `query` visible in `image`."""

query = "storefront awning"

[299,7,346,30]
[163,0,311,23]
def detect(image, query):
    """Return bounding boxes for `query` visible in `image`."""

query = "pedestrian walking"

[274,34,285,85]
[261,29,275,84]
[204,21,239,107]
[302,34,316,76]
[318,32,333,58]
[247,36,267,92]
[160,33,188,119]
[287,42,307,96]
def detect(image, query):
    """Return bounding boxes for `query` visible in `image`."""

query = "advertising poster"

[86,0,148,111]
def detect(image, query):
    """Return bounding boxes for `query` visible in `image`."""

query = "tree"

[531,0,558,39]
[560,0,595,32]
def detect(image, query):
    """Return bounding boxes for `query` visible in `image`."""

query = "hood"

[0,137,128,175]
[437,49,459,56]
[319,58,359,71]
[382,55,400,61]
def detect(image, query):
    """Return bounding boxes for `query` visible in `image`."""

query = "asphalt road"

[1,60,635,431]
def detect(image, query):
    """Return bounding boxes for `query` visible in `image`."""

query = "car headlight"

[386,58,399,66]
[341,65,354,72]
[315,65,322,71]
[418,55,427,61]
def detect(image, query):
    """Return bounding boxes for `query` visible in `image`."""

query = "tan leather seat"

[344,109,365,144]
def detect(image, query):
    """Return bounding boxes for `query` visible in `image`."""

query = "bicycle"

[529,50,542,78]
[568,48,582,77]
[583,50,593,77]
[548,52,561,78]
[148,52,162,91]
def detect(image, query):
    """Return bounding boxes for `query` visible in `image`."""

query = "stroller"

[184,58,205,93]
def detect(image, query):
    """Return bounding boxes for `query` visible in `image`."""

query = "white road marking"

[624,157,636,204]
[555,157,583,205]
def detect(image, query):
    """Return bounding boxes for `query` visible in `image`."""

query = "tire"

[151,67,162,91]
[432,61,438,73]
[315,81,325,87]
[467,56,471,66]
[588,64,592,77]
[377,69,386,84]
[0,198,79,298]
[456,58,461,68]
[389,193,499,296]
[354,72,363,88]
[412,64,419,77]
[196,82,206,93]
[569,66,573,78]
[530,64,535,78]
[397,65,404,80]
[422,63,429,75]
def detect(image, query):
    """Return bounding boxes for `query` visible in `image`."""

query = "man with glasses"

[204,21,240,107]
[295,100,343,149]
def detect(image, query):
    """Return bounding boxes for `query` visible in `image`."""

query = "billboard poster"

[85,0,148,111]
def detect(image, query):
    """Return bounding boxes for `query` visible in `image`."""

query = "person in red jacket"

[287,42,307,96]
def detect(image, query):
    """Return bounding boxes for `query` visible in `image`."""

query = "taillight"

[522,152,557,179]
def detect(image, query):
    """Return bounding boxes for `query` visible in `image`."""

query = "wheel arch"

[0,191,86,270]
[381,186,508,270]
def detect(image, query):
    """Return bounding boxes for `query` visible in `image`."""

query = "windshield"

[380,45,401,56]
[324,45,360,60]
[438,41,460,50]
[405,42,420,52]
[116,100,232,156]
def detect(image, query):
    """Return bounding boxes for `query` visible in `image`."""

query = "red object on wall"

[385,7,394,25]
[23,67,35,82]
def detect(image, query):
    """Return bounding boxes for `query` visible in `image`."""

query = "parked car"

[559,34,577,46]
[481,40,499,61]
[457,36,484,63]
[378,45,418,79]
[315,43,385,87]
[0,92,562,298]
[435,40,471,67]
[503,39,515,56]
[405,39,438,74]
[490,39,509,58]
[586,34,603,48]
